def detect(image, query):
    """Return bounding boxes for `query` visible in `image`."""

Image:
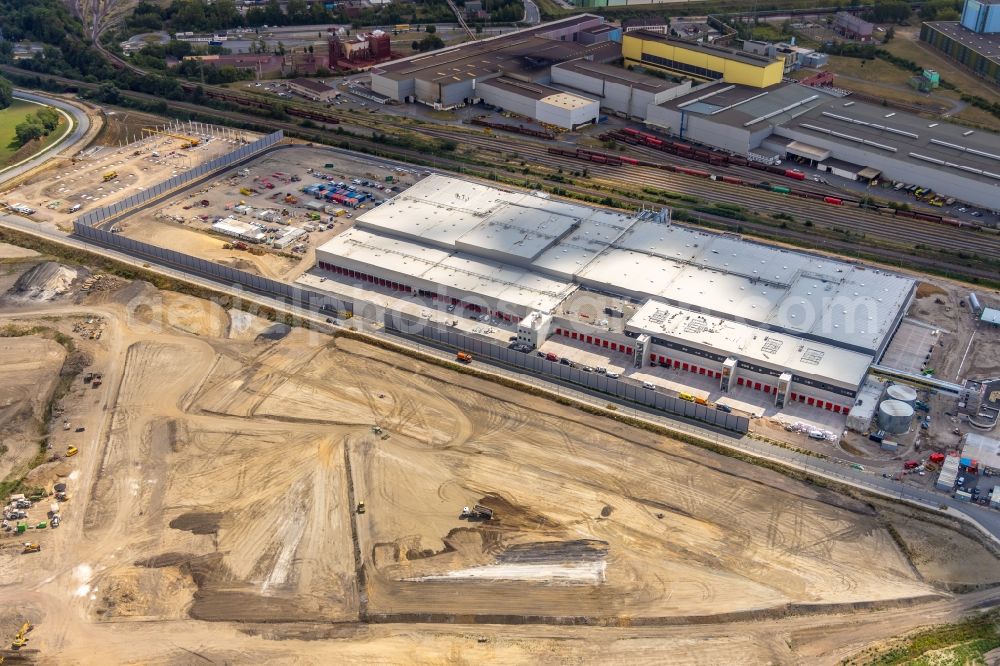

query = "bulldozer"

[22,543,40,554]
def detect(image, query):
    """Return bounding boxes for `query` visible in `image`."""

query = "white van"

[642,382,656,390]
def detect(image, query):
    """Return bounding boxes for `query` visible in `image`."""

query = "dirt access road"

[0,267,996,663]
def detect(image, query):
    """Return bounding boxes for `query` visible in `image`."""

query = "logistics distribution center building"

[315,175,914,412]
[645,81,1000,209]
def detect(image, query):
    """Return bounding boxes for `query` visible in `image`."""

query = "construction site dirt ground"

[5,126,258,230]
[0,258,997,663]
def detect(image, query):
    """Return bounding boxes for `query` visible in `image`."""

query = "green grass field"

[0,99,67,167]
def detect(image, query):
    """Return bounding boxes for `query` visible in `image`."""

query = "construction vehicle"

[284,194,298,205]
[461,505,494,520]
[92,373,103,388]
[356,501,366,514]
[456,352,473,363]
[142,127,200,147]
[66,446,78,457]
[239,187,254,196]
[371,425,383,434]
[103,171,118,182]
[83,372,93,383]
[22,543,40,555]
[12,621,32,649]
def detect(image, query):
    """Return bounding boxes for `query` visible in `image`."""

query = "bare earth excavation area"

[0,260,997,664]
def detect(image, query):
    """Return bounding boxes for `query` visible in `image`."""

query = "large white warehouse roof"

[320,174,914,356]
[627,300,874,390]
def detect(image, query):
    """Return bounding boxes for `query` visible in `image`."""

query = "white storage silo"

[878,399,914,434]
[885,383,917,406]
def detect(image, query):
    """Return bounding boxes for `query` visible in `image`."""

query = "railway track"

[431,130,1000,261]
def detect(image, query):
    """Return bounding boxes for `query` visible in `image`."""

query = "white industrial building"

[644,81,1000,210]
[960,432,1000,475]
[212,217,265,243]
[478,78,600,130]
[549,60,692,119]
[314,174,915,411]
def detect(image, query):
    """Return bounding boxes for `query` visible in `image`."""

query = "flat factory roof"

[325,175,913,355]
[213,218,263,238]
[627,30,780,67]
[288,78,333,93]
[782,97,1000,187]
[627,300,873,389]
[578,221,914,352]
[479,77,597,109]
[372,15,610,82]
[317,227,577,313]
[355,174,636,271]
[962,433,1000,470]
[925,21,1000,60]
[551,59,684,94]
[659,81,835,128]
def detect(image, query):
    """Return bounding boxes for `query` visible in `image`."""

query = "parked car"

[715,404,732,413]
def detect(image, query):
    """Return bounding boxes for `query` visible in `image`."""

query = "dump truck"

[456,352,473,363]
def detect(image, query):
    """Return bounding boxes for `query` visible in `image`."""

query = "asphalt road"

[0,90,91,183]
[523,0,541,24]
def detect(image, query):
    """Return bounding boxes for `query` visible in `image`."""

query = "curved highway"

[0,90,91,185]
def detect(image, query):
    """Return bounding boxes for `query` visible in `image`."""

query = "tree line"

[126,0,523,34]
[15,106,61,146]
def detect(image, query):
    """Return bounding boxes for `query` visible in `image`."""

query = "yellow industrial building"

[623,31,784,88]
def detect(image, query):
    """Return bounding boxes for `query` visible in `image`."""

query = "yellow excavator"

[12,621,32,649]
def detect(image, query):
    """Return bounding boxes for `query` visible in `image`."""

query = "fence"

[76,130,285,228]
[384,312,750,434]
[72,221,353,315]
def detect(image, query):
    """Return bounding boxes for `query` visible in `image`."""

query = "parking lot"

[115,145,429,280]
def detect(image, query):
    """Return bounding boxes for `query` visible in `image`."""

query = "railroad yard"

[0,255,997,662]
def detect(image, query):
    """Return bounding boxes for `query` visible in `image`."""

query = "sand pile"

[8,262,80,301]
